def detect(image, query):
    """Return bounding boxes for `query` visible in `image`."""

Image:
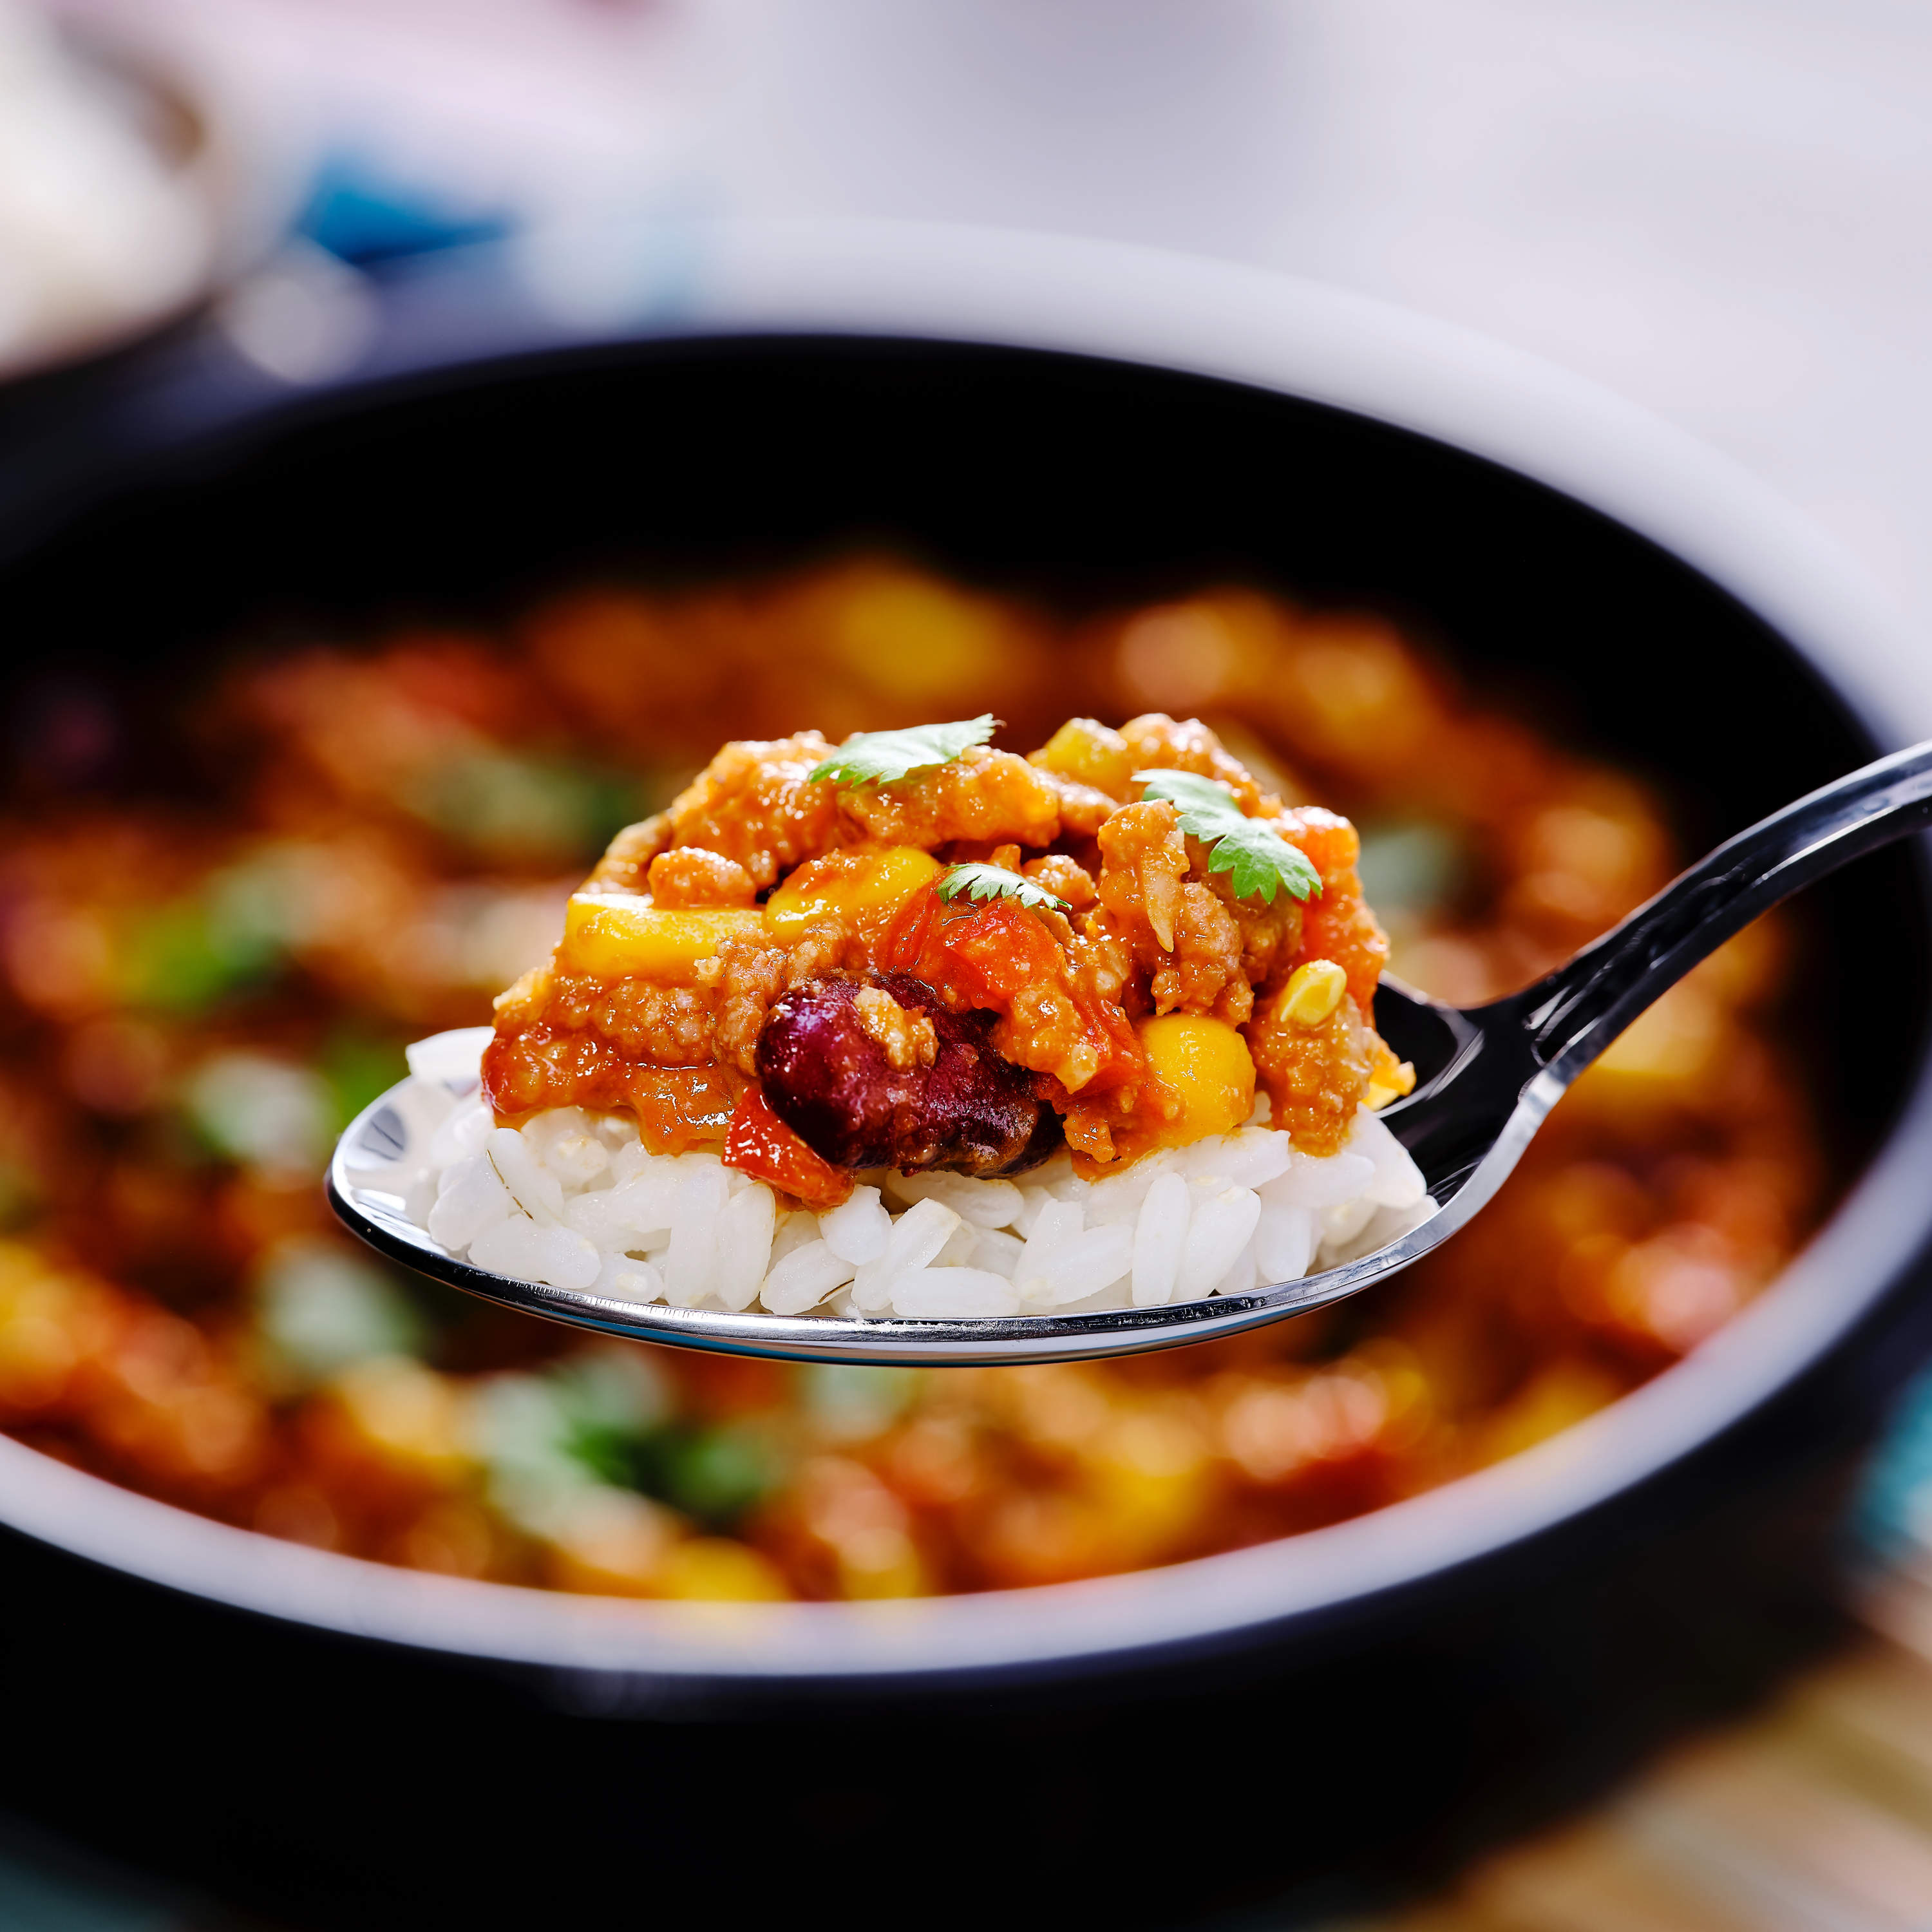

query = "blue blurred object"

[1850,1361,1932,1566]
[296,155,510,267]
[0,1810,204,1931]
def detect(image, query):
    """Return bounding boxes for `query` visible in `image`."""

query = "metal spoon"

[329,739,1932,1366]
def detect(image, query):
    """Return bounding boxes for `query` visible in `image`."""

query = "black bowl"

[0,226,1928,1927]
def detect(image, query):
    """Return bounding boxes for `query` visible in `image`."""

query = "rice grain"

[1131,1171,1191,1307]
[395,1031,1432,1322]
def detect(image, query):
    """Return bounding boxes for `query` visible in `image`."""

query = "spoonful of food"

[329,728,1932,1367]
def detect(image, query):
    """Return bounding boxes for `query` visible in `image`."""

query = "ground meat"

[1118,713,1263,810]
[1066,914,1135,1007]
[1153,880,1249,1019]
[1246,987,1378,1156]
[1269,807,1389,1016]
[647,847,757,907]
[490,963,550,1030]
[542,971,716,1065]
[581,813,670,892]
[664,734,839,889]
[755,972,1063,1177]
[1029,768,1118,835]
[712,934,791,1074]
[1225,875,1302,994]
[1095,800,1188,949]
[1162,860,1303,1021]
[1023,853,1097,912]
[491,931,791,1088]
[852,984,939,1072]
[1089,804,1289,1022]
[838,745,1062,849]
[990,927,1119,1093]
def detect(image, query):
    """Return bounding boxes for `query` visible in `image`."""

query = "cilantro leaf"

[1202,819,1324,903]
[809,715,999,789]
[1134,768,1323,905]
[936,862,1070,913]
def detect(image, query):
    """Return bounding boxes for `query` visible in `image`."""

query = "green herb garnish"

[1134,770,1323,905]
[937,862,1070,913]
[809,715,998,788]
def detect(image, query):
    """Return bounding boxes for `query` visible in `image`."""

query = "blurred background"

[10,1,1932,1926]
[21,0,1932,632]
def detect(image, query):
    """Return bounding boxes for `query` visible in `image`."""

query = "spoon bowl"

[330,737,1932,1365]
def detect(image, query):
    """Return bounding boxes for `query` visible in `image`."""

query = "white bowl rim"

[3,216,1929,1684]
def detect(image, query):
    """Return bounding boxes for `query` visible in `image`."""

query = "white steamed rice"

[369,1027,1432,1321]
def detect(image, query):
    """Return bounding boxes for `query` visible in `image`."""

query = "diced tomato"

[940,895,1060,1002]
[1273,806,1360,883]
[883,889,1142,1096]
[1082,998,1148,1095]
[724,1087,855,1208]
[1291,866,1390,1018]
[629,1066,742,1155]
[881,885,945,979]
[942,898,1144,1095]
[482,1027,743,1154]
[881,886,999,1009]
[1268,810,1388,1017]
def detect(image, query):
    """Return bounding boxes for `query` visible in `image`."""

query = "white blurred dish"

[0,3,271,379]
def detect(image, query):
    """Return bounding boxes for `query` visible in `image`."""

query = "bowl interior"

[3,301,1932,1932]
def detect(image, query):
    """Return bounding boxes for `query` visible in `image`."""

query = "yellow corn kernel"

[1137,1012,1256,1146]
[560,896,764,980]
[1280,959,1348,1027]
[763,846,942,942]
[1032,717,1135,797]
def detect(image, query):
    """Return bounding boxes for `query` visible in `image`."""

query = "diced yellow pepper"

[1137,1012,1256,1146]
[1364,1068,1415,1111]
[560,896,764,980]
[1033,717,1134,797]
[329,1357,475,1482]
[542,1489,676,1597]
[1575,983,1725,1113]
[763,846,942,943]
[655,1537,793,1601]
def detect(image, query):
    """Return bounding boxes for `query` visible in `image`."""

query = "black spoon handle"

[1499,737,1932,1083]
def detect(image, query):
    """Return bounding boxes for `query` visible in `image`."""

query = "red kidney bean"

[754,972,1063,1178]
